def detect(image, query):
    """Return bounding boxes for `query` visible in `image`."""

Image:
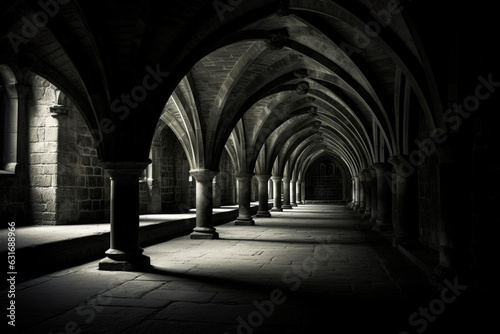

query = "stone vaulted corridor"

[1,205,490,333]
[1,0,498,332]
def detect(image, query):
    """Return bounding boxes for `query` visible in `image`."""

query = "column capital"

[190,169,218,182]
[271,176,283,182]
[282,177,292,183]
[368,166,377,177]
[290,179,297,184]
[255,174,271,182]
[235,172,254,180]
[100,161,151,177]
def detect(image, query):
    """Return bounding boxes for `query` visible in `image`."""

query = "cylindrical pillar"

[268,178,273,200]
[271,176,283,212]
[363,169,372,220]
[290,179,298,206]
[99,161,151,271]
[235,173,255,225]
[213,174,221,208]
[297,180,303,204]
[353,176,359,210]
[256,175,271,217]
[190,169,219,239]
[358,173,366,214]
[282,177,292,209]
[301,181,306,204]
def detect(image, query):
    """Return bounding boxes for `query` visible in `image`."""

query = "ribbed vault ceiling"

[0,0,441,178]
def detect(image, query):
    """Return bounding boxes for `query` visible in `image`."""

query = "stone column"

[282,177,293,209]
[372,163,392,232]
[235,173,255,225]
[353,175,360,210]
[212,174,221,208]
[301,181,306,204]
[358,173,366,214]
[271,176,283,212]
[297,180,303,204]
[363,169,372,220]
[256,175,271,217]
[268,178,273,199]
[389,155,418,246]
[369,167,378,222]
[190,169,219,239]
[99,161,151,271]
[235,178,239,204]
[290,179,298,206]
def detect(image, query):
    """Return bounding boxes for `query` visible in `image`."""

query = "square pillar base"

[98,255,150,271]
[190,231,219,239]
[235,218,255,226]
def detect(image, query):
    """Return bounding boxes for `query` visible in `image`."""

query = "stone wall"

[305,160,343,201]
[139,126,191,214]
[0,164,30,226]
[27,74,109,225]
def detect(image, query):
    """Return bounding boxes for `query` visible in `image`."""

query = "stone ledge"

[0,203,260,287]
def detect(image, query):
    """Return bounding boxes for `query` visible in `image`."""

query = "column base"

[271,207,283,212]
[281,204,293,209]
[190,227,219,239]
[256,211,271,217]
[291,203,298,207]
[235,217,255,225]
[98,249,150,271]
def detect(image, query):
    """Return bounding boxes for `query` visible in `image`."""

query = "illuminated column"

[256,175,271,217]
[358,173,366,214]
[268,178,273,200]
[190,169,219,239]
[282,177,293,209]
[235,173,255,225]
[212,174,221,208]
[353,175,360,210]
[271,176,283,212]
[99,162,151,271]
[297,179,303,204]
[290,179,297,206]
